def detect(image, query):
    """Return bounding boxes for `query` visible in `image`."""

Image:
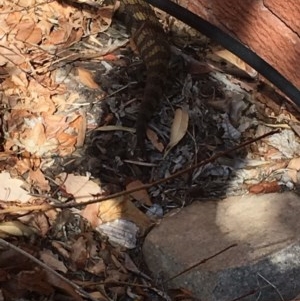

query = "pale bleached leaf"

[0,221,36,238]
[56,173,102,203]
[96,219,138,249]
[95,125,135,133]
[0,172,31,203]
[164,108,189,156]
[214,49,257,78]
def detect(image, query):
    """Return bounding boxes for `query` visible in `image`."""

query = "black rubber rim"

[147,0,300,107]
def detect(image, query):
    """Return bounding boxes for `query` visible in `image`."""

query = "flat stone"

[143,192,300,300]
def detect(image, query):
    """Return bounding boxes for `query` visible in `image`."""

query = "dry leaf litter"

[0,0,300,300]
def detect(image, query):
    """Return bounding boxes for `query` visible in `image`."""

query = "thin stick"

[257,272,284,301]
[55,129,280,209]
[164,243,237,283]
[0,129,279,214]
[0,238,102,301]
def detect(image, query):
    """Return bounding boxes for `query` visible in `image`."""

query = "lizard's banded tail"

[118,0,170,149]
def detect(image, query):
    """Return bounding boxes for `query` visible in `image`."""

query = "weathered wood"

[178,0,300,89]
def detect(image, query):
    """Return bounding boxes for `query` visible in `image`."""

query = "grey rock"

[143,192,300,300]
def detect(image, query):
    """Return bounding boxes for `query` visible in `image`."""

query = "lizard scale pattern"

[63,0,170,148]
[116,0,170,149]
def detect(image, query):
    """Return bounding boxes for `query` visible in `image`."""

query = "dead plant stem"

[0,238,102,301]
[55,129,279,209]
[0,129,279,214]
